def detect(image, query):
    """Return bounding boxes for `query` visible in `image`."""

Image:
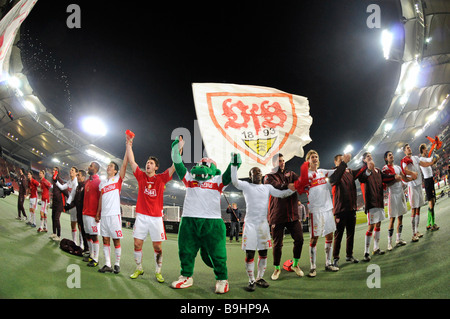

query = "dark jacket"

[52,175,68,207]
[264,168,299,224]
[358,165,395,213]
[226,207,241,222]
[329,162,366,215]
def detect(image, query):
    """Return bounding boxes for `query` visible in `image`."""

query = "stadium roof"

[0,0,449,207]
[348,0,450,168]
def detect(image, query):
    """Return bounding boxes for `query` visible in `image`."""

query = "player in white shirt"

[96,151,128,274]
[401,143,435,242]
[231,157,295,291]
[292,150,344,277]
[382,151,411,250]
[56,167,79,245]
[419,143,440,231]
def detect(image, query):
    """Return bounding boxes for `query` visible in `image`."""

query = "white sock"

[412,216,416,235]
[245,257,255,283]
[43,217,48,229]
[154,249,163,273]
[309,244,317,269]
[40,217,45,229]
[373,228,381,251]
[397,225,403,241]
[30,212,35,224]
[114,245,121,266]
[92,240,100,262]
[325,240,333,266]
[103,244,111,267]
[134,249,143,269]
[72,229,78,245]
[365,231,372,254]
[415,214,420,232]
[256,256,267,280]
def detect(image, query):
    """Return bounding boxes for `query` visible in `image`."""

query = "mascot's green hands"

[230,152,242,167]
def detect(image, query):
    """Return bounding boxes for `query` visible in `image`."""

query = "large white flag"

[192,83,313,178]
[0,0,37,82]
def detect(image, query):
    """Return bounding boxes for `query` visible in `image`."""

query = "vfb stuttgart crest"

[206,92,298,165]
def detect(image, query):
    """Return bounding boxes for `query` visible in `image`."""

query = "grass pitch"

[0,193,449,300]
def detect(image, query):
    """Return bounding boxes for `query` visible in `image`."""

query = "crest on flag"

[192,83,313,178]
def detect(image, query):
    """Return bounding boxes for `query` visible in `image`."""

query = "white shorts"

[68,207,77,222]
[29,197,38,211]
[133,214,166,242]
[40,199,49,215]
[310,209,336,237]
[83,215,100,235]
[100,214,123,239]
[388,192,407,218]
[367,207,386,225]
[241,221,272,251]
[408,184,424,209]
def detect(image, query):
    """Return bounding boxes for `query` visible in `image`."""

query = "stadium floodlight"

[404,62,420,91]
[427,112,438,123]
[23,100,36,114]
[381,29,393,60]
[415,128,423,137]
[7,75,21,89]
[384,123,392,132]
[367,145,375,152]
[343,144,353,154]
[81,116,107,136]
[52,158,60,163]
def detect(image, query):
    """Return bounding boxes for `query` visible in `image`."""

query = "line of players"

[16,135,441,291]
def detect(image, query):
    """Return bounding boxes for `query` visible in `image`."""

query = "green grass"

[0,193,449,300]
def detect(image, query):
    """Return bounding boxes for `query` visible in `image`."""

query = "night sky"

[20,0,402,175]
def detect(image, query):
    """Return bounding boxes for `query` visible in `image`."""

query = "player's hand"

[288,183,296,191]
[395,174,402,182]
[410,171,418,180]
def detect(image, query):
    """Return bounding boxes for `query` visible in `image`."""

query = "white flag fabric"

[0,0,37,82]
[192,83,313,178]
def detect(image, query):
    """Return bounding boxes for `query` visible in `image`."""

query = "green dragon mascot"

[170,137,240,294]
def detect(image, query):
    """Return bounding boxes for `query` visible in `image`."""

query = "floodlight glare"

[81,116,107,136]
[23,100,36,114]
[384,123,392,132]
[381,29,393,60]
[343,144,353,154]
[7,76,21,89]
[404,62,420,91]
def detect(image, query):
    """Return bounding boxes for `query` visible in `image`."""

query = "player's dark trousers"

[52,206,63,237]
[271,220,304,266]
[17,195,27,219]
[77,208,88,251]
[229,221,240,241]
[333,210,356,260]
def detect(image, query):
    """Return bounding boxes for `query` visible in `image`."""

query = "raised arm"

[269,184,295,198]
[119,145,128,180]
[223,152,242,186]
[126,135,139,173]
[171,137,187,180]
